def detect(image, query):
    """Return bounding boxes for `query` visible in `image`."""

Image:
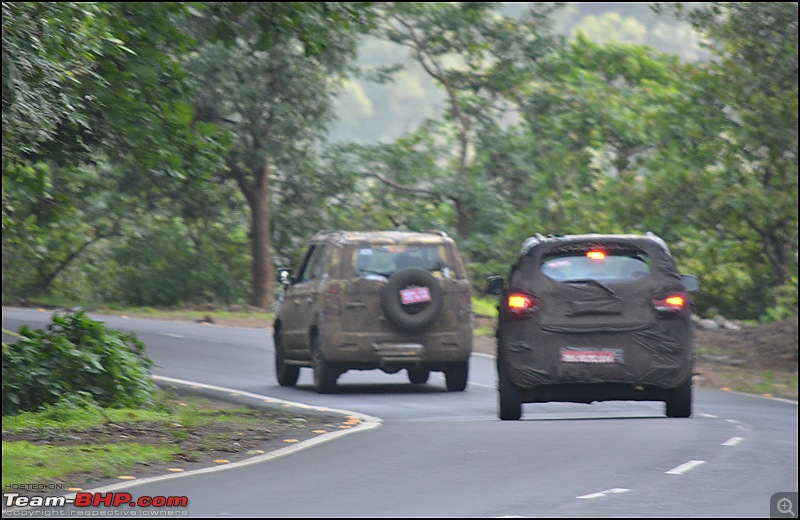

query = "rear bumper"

[319,323,472,367]
[499,323,693,391]
[516,382,682,404]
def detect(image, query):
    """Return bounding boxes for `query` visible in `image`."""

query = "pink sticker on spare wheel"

[561,349,617,363]
[400,287,431,304]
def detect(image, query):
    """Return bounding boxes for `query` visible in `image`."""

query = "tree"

[184,3,375,308]
[3,3,229,300]
[654,2,798,318]
[364,2,560,241]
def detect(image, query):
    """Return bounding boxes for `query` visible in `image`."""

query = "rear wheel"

[274,328,299,387]
[445,361,469,391]
[407,368,430,385]
[665,376,692,418]
[311,334,338,394]
[498,367,523,420]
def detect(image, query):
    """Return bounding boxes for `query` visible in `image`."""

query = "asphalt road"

[2,307,798,518]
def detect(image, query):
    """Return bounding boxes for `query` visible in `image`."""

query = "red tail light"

[324,282,341,315]
[652,294,686,313]
[586,250,606,260]
[459,290,472,315]
[507,293,538,316]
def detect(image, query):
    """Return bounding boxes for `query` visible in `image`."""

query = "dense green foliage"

[2,2,797,322]
[2,312,156,415]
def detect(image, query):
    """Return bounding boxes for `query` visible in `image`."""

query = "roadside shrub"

[2,311,157,415]
[761,275,799,323]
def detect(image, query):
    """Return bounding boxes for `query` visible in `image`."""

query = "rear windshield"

[354,245,452,278]
[541,251,650,284]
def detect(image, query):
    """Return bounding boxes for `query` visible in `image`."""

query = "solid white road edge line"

[55,375,383,499]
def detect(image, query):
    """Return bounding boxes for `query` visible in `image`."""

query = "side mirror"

[276,268,293,286]
[681,274,700,292]
[486,275,505,296]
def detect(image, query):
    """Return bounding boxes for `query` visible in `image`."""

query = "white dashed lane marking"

[666,460,706,475]
[576,488,630,499]
[722,437,744,446]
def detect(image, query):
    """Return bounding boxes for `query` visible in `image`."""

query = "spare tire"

[381,268,443,331]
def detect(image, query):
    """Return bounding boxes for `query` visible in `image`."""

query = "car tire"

[381,268,443,331]
[665,376,692,418]
[407,368,430,385]
[445,361,469,391]
[498,366,523,420]
[274,328,299,387]
[311,334,338,394]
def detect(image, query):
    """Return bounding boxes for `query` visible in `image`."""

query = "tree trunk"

[230,158,274,310]
[455,199,471,240]
[248,159,274,309]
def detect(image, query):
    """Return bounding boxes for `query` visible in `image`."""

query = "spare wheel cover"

[381,268,443,330]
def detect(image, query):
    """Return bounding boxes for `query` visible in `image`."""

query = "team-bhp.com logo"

[3,491,188,516]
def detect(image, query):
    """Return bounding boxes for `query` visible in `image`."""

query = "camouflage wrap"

[498,234,693,391]
[276,230,473,372]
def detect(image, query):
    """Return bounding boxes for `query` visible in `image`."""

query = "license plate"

[400,287,431,304]
[561,348,623,364]
[373,343,423,357]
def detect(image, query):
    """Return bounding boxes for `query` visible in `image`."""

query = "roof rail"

[645,231,671,254]
[422,229,450,238]
[519,233,545,256]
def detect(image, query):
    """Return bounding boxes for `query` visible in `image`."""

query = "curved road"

[3,307,797,517]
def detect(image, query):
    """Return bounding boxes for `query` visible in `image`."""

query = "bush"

[2,311,157,415]
[761,275,799,323]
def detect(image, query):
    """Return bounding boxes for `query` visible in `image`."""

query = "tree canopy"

[3,2,797,321]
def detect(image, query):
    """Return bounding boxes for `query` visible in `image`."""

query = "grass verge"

[2,389,343,492]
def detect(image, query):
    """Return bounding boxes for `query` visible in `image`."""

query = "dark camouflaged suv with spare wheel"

[273,230,473,393]
[486,233,700,420]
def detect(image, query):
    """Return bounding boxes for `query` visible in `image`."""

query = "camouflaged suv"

[487,233,700,420]
[273,230,473,393]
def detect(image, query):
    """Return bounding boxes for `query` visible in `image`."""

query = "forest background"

[2,2,797,324]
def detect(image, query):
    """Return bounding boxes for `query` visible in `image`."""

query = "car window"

[297,245,327,283]
[354,245,451,278]
[324,247,341,278]
[541,251,650,283]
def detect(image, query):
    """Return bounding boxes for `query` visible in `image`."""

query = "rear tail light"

[506,292,538,316]
[324,283,341,315]
[460,290,472,314]
[652,293,687,314]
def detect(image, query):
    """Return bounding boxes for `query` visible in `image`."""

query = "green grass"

[7,298,275,325]
[702,366,799,400]
[97,306,275,324]
[22,297,491,324]
[3,391,277,435]
[2,442,180,487]
[2,401,169,434]
[472,296,499,318]
[733,370,798,399]
[694,344,729,357]
[1,390,306,489]
[474,325,495,337]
